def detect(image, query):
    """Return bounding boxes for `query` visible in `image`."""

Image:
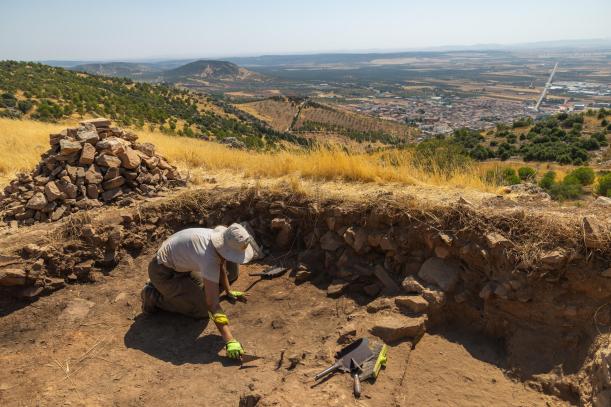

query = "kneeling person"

[141,223,258,359]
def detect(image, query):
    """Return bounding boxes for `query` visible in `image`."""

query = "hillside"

[450,111,611,165]
[237,96,301,132]
[161,60,262,83]
[72,62,162,79]
[68,59,267,92]
[0,61,304,149]
[237,97,417,147]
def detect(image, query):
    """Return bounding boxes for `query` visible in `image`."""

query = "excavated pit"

[1,187,610,406]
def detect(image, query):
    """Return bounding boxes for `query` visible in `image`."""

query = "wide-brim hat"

[211,224,256,264]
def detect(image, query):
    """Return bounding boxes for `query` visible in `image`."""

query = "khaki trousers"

[147,257,239,319]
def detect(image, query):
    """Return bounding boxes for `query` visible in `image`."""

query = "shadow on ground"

[0,294,37,317]
[427,323,507,368]
[124,312,229,365]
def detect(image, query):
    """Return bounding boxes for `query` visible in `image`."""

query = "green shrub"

[502,168,520,185]
[539,171,556,190]
[568,167,595,186]
[485,167,521,186]
[549,176,583,200]
[597,173,611,197]
[581,137,600,151]
[518,166,536,181]
[411,138,472,177]
[0,92,17,108]
[17,99,33,113]
[592,132,608,146]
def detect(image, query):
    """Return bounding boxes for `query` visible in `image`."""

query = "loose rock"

[320,231,344,251]
[327,280,348,297]
[395,295,429,313]
[0,269,27,286]
[366,297,394,313]
[401,276,425,294]
[418,257,460,292]
[369,315,427,343]
[0,119,184,225]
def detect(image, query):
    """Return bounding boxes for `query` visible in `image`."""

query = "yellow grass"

[0,117,500,192]
[0,119,77,185]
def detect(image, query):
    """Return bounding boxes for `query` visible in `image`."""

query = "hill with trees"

[446,110,610,165]
[68,59,266,91]
[72,62,162,79]
[160,60,263,83]
[237,97,416,147]
[0,61,306,149]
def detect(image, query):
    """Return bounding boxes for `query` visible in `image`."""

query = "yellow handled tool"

[358,342,388,381]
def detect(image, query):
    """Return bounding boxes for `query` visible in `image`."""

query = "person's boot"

[140,282,159,314]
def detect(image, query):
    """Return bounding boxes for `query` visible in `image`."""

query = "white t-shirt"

[156,228,221,283]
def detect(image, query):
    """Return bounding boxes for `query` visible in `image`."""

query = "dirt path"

[0,249,566,406]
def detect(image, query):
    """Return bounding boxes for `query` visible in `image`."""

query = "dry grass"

[135,129,498,192]
[0,119,76,185]
[0,117,501,192]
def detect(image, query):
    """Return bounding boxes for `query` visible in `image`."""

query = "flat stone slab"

[395,295,429,313]
[369,314,426,343]
[326,280,349,297]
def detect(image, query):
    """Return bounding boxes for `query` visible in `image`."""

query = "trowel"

[248,266,288,280]
[245,266,288,291]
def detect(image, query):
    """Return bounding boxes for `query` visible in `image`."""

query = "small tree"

[518,166,536,181]
[549,176,583,200]
[485,167,520,186]
[17,99,33,113]
[539,171,556,190]
[596,173,611,197]
[569,167,595,185]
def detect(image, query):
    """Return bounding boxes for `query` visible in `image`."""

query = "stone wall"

[1,187,610,404]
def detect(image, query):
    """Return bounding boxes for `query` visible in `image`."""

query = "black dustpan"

[314,338,373,381]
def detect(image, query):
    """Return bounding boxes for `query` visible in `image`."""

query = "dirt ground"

[0,246,568,407]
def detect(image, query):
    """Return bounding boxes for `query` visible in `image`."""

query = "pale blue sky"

[1,0,610,60]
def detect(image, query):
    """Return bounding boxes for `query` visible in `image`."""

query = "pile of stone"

[0,118,184,225]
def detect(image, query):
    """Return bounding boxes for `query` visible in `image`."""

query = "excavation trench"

[1,187,610,406]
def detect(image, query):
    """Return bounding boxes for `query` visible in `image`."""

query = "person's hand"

[228,290,247,301]
[226,339,244,359]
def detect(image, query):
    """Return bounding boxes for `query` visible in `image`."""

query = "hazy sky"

[1,0,610,60]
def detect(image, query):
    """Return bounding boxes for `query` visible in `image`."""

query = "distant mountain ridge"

[66,59,265,90]
[42,37,611,69]
[161,60,263,83]
[72,62,162,78]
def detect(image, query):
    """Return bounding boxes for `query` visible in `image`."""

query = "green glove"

[226,339,244,359]
[228,290,246,300]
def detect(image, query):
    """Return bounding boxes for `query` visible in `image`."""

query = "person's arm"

[219,264,231,296]
[220,261,246,301]
[204,280,233,342]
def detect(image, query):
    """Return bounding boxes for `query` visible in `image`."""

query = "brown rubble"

[1,118,185,225]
